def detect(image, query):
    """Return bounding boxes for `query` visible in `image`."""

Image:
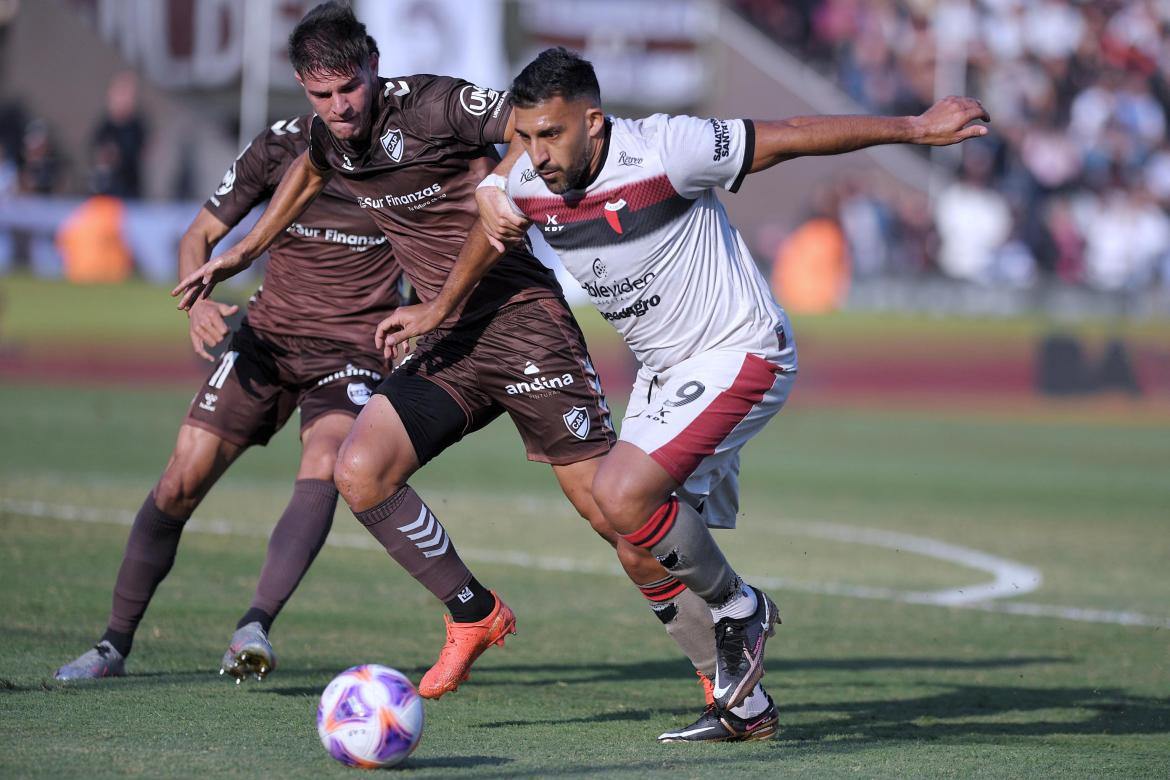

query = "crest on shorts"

[563,406,589,440]
[380,128,404,162]
[347,382,373,406]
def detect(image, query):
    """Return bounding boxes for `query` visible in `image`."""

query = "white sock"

[709,581,756,622]
[729,684,770,718]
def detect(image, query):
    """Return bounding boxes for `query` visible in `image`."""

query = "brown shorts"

[185,321,387,448]
[378,297,615,466]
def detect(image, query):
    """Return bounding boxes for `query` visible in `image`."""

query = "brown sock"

[245,478,338,624]
[353,485,473,603]
[106,494,187,651]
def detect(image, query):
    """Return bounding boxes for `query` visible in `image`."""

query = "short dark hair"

[511,47,600,108]
[289,2,375,79]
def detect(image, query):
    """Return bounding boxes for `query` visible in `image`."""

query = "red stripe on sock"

[622,497,678,549]
[639,578,687,602]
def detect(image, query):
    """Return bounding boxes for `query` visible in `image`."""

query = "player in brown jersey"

[171,2,711,701]
[55,106,404,683]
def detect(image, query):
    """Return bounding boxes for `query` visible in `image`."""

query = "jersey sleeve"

[659,114,756,198]
[307,115,334,172]
[204,127,279,226]
[415,75,511,147]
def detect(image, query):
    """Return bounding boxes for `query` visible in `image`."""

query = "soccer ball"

[317,665,424,769]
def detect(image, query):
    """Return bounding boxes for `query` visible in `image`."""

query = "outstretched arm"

[177,208,239,360]
[171,151,330,308]
[749,95,990,173]
[374,225,504,360]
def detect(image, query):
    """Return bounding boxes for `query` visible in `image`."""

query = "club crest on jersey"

[347,382,373,406]
[380,128,404,162]
[604,199,627,234]
[563,406,590,440]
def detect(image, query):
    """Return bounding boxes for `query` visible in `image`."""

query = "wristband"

[477,173,508,191]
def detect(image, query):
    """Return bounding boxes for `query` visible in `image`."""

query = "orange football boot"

[418,592,517,699]
[697,670,715,707]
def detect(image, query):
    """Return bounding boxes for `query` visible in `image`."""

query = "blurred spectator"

[772,215,851,313]
[19,119,60,194]
[732,0,1170,293]
[1072,186,1170,291]
[0,144,17,199]
[90,70,148,198]
[56,196,133,283]
[934,145,1013,283]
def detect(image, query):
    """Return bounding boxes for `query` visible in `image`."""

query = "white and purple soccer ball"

[317,665,424,769]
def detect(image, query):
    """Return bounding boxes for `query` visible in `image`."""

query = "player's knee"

[298,447,339,482]
[591,467,655,531]
[334,441,394,509]
[153,460,209,517]
[581,505,619,546]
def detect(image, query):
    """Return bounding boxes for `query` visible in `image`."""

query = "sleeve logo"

[709,118,731,161]
[214,162,236,196]
[459,85,501,117]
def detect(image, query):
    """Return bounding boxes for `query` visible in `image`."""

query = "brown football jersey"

[205,113,402,347]
[307,75,561,327]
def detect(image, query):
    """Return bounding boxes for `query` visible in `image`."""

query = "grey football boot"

[55,641,126,680]
[657,695,780,743]
[219,622,276,683]
[712,587,780,710]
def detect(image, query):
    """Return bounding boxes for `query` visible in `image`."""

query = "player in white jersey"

[378,48,990,742]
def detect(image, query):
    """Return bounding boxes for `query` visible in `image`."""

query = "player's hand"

[912,96,990,146]
[476,185,529,252]
[171,248,251,311]
[186,298,239,362]
[374,303,444,362]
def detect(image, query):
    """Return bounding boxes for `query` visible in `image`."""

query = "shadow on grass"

[479,683,1170,747]
[779,684,1170,742]
[460,655,1069,688]
[8,666,429,694]
[402,755,513,771]
[10,655,1065,695]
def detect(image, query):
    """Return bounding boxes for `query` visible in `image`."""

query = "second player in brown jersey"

[56,106,404,683]
[173,2,720,702]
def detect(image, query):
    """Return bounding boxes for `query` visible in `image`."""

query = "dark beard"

[546,155,591,194]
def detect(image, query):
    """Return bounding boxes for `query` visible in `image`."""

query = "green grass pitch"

[1,277,1168,777]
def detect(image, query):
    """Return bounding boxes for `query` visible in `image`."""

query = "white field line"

[4,497,1167,629]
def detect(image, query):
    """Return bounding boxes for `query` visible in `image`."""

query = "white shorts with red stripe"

[621,347,796,529]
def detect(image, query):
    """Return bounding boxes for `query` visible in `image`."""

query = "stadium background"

[1,1,1167,777]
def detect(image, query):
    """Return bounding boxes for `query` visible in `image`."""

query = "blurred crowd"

[735,0,1170,292]
[0,70,148,201]
[1,71,152,282]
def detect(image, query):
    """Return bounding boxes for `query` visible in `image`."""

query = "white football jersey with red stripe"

[507,114,793,373]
